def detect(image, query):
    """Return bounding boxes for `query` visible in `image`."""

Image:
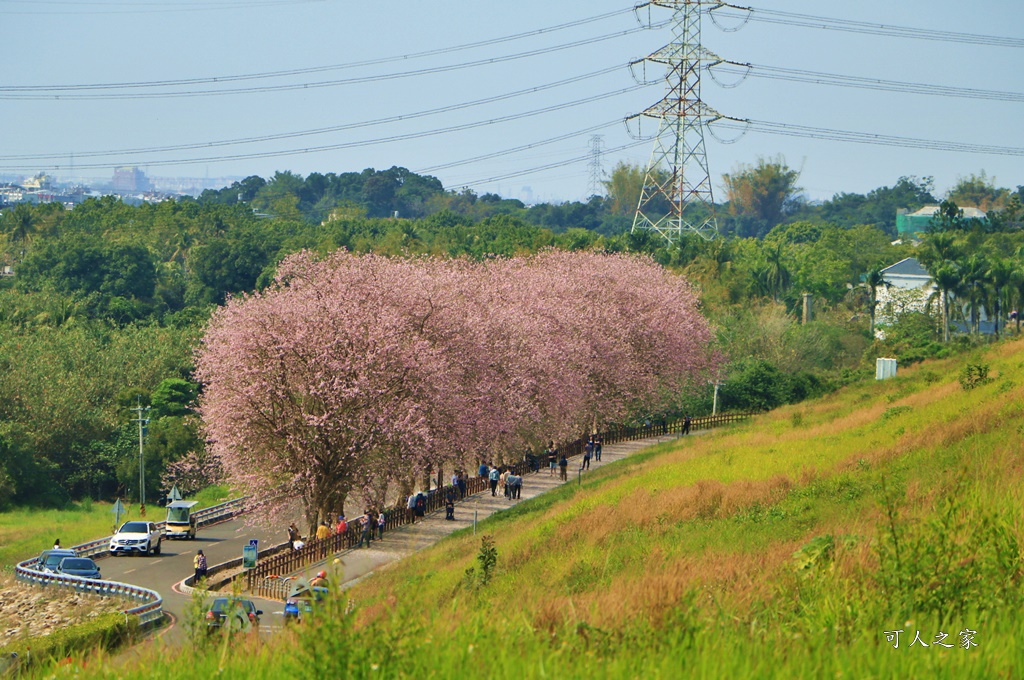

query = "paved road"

[97,518,282,641]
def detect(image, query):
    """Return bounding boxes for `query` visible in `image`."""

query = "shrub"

[876,485,1022,623]
[0,611,139,670]
[958,363,992,391]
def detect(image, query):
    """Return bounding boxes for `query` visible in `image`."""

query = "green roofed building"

[895,205,988,239]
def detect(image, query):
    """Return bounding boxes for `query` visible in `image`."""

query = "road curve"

[98,518,282,641]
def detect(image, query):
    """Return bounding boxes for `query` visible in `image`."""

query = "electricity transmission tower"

[629,1,721,242]
[586,135,605,198]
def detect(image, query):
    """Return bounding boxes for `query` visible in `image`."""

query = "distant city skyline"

[2,1,1022,204]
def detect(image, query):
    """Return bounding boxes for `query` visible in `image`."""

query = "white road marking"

[180,550,193,556]
[150,559,163,565]
[124,568,137,574]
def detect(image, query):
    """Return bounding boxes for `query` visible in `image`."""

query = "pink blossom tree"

[196,250,718,528]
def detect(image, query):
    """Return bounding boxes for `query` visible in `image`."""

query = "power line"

[0,65,628,162]
[0,28,649,101]
[459,116,1024,192]
[450,140,649,189]
[2,8,639,94]
[709,61,1024,104]
[0,86,645,171]
[715,118,1024,157]
[713,5,1024,49]
[416,121,619,174]
[2,0,372,16]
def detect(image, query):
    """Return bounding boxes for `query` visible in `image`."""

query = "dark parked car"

[37,549,78,573]
[205,598,262,633]
[55,557,102,579]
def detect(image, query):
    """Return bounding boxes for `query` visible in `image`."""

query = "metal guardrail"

[14,558,164,628]
[248,413,754,599]
[13,496,250,628]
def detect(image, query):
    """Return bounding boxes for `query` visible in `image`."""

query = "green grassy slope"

[0,485,231,569]
[59,341,1024,678]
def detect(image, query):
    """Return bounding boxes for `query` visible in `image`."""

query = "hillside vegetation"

[61,338,1024,678]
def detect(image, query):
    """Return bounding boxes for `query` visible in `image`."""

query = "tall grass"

[28,340,1024,677]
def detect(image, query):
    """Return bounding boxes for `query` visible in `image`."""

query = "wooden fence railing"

[248,412,754,599]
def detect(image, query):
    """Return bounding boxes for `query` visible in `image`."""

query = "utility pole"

[131,399,151,509]
[629,1,721,242]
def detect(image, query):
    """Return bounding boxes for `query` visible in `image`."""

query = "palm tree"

[986,258,1014,338]
[865,266,891,337]
[1010,265,1024,335]
[958,254,988,335]
[918,232,960,271]
[762,241,791,303]
[3,204,37,255]
[930,265,962,343]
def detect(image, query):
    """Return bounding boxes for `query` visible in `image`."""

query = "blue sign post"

[242,539,258,569]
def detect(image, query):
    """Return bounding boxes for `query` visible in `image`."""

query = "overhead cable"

[2,8,640,94]
[710,62,1024,103]
[713,5,1024,48]
[0,65,628,162]
[716,119,1024,157]
[0,86,644,171]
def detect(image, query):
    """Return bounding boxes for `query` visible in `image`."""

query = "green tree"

[947,171,1011,212]
[986,257,1013,338]
[722,156,802,238]
[865,266,891,337]
[604,162,646,216]
[929,264,961,343]
[150,378,199,419]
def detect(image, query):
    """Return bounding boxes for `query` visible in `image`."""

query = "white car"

[109,521,163,556]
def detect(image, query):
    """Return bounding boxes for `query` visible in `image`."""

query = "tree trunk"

[943,290,950,343]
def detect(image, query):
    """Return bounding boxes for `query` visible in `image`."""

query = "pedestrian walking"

[585,437,594,461]
[547,443,557,476]
[683,414,692,435]
[445,496,455,520]
[377,510,386,540]
[193,550,207,581]
[558,453,568,481]
[594,435,603,461]
[415,492,426,518]
[287,523,300,549]
[508,472,522,500]
[358,511,372,548]
[500,468,510,498]
[478,461,489,480]
[457,471,467,500]
[582,446,592,470]
[489,465,500,496]
[407,493,418,524]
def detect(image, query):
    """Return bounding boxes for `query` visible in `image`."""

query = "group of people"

[288,509,388,552]
[545,442,569,481]
[283,433,617,555]
[581,434,603,470]
[478,462,525,500]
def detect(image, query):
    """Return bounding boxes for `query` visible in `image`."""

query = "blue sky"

[2,0,1022,204]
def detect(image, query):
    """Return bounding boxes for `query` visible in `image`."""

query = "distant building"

[20,173,51,191]
[895,205,988,239]
[112,167,152,193]
[0,185,24,204]
[874,256,996,337]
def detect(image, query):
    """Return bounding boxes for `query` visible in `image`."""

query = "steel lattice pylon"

[630,1,720,242]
